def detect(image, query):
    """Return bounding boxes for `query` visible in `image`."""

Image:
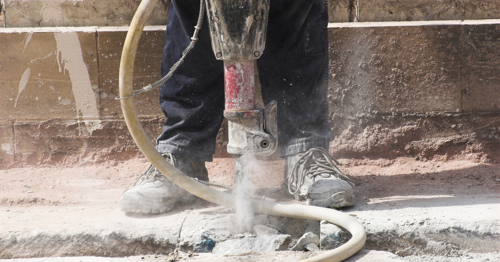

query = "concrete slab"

[0,28,100,122]
[328,25,462,115]
[461,24,500,112]
[326,22,500,161]
[358,0,500,22]
[96,27,164,118]
[12,120,103,165]
[212,234,292,255]
[0,204,415,261]
[328,0,351,23]
[11,119,163,166]
[0,197,498,261]
[0,122,14,166]
[351,194,500,255]
[329,114,500,160]
[327,20,500,116]
[2,0,168,27]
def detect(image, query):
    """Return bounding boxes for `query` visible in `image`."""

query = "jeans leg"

[157,0,224,162]
[258,0,331,157]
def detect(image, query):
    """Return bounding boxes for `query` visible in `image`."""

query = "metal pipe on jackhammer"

[119,0,366,261]
[224,61,256,111]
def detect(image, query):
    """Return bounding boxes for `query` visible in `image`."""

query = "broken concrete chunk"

[253,224,279,236]
[193,235,216,253]
[212,234,291,255]
[187,229,232,253]
[320,220,351,250]
[251,214,320,238]
[291,232,320,251]
[305,243,320,251]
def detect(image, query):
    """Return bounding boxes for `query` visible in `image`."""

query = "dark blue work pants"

[157,0,331,161]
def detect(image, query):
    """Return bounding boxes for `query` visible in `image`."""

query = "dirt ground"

[1,156,499,213]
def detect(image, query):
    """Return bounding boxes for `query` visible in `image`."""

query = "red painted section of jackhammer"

[224,61,255,111]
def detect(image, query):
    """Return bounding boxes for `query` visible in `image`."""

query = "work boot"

[120,153,208,214]
[285,148,354,209]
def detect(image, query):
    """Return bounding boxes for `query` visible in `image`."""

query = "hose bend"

[118,0,366,261]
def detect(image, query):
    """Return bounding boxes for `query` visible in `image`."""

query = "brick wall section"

[327,23,500,161]
[0,27,165,166]
[328,0,500,23]
[1,0,169,27]
[1,1,500,166]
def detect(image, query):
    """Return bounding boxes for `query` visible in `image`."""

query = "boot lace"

[132,153,235,191]
[288,148,354,195]
[133,153,177,186]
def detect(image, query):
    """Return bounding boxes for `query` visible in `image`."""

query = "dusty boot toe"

[120,153,208,214]
[285,148,355,209]
[306,178,354,208]
[120,178,184,214]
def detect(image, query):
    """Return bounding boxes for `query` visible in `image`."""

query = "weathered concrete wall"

[1,0,169,27]
[2,22,500,167]
[1,1,500,166]
[328,23,500,161]
[2,0,500,27]
[358,1,500,22]
[328,0,500,22]
[0,27,164,166]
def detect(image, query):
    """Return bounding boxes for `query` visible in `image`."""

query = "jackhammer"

[205,1,277,158]
[118,0,366,261]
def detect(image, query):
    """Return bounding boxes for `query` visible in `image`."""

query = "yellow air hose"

[118,0,366,261]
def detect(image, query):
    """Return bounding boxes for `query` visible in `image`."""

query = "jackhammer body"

[205,0,277,156]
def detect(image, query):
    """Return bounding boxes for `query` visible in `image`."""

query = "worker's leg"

[258,0,330,157]
[258,0,354,208]
[120,0,223,214]
[157,0,225,163]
